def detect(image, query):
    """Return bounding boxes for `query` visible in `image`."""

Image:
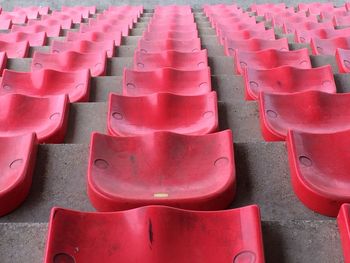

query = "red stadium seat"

[219,28,275,45]
[225,38,289,55]
[295,27,350,43]
[32,15,73,30]
[283,21,334,34]
[311,37,350,55]
[0,133,37,217]
[66,31,122,46]
[142,30,198,41]
[137,38,201,53]
[11,24,61,37]
[123,67,211,96]
[13,6,49,17]
[107,92,218,136]
[62,5,96,18]
[0,40,28,58]
[79,23,129,37]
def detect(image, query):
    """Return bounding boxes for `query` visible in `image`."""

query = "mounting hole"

[233,251,256,263]
[266,110,278,118]
[240,61,248,68]
[112,112,123,120]
[137,62,144,68]
[53,253,75,263]
[199,82,208,89]
[3,84,11,91]
[299,156,312,167]
[94,159,109,169]
[203,111,214,118]
[214,157,229,167]
[34,63,43,69]
[249,81,259,89]
[197,62,205,68]
[50,112,61,120]
[9,159,23,169]
[344,60,350,69]
[126,83,136,89]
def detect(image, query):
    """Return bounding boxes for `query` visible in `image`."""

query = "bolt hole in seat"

[0,69,90,102]
[243,65,336,100]
[259,91,350,141]
[134,49,208,71]
[0,133,37,216]
[44,205,265,263]
[123,67,211,96]
[234,48,312,75]
[108,92,218,136]
[338,204,350,262]
[88,130,234,211]
[0,94,69,143]
[287,130,350,217]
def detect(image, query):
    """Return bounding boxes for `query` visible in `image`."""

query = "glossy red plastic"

[51,10,82,23]
[216,21,265,36]
[44,205,264,263]
[149,17,195,26]
[134,49,208,71]
[14,6,49,17]
[0,94,69,143]
[298,2,334,13]
[336,48,350,73]
[0,133,38,217]
[88,130,235,211]
[142,30,198,41]
[11,24,61,38]
[295,27,350,43]
[0,52,7,76]
[320,9,349,21]
[283,21,334,34]
[338,204,350,263]
[269,12,314,27]
[108,92,218,136]
[250,3,286,13]
[89,16,134,29]
[30,16,72,30]
[212,15,256,29]
[287,130,350,217]
[259,91,350,141]
[0,69,90,102]
[32,51,107,77]
[219,29,275,45]
[79,23,129,37]
[51,40,115,58]
[0,40,28,58]
[0,19,11,30]
[0,12,27,24]
[147,23,197,32]
[137,38,201,53]
[243,65,336,100]
[62,5,96,18]
[123,67,211,96]
[234,48,311,75]
[225,38,289,55]
[0,32,46,47]
[311,37,350,55]
[66,31,122,46]
[333,15,350,26]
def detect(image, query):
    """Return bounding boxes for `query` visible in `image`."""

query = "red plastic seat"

[225,38,289,55]
[0,69,90,102]
[108,92,217,136]
[66,31,122,46]
[270,13,317,28]
[216,21,265,36]
[250,3,286,13]
[311,37,350,55]
[0,12,27,24]
[30,16,72,30]
[95,13,136,25]
[134,50,208,71]
[44,205,264,263]
[11,24,61,37]
[0,133,37,217]
[336,48,350,73]
[32,51,107,77]
[0,31,46,47]
[147,23,197,32]
[0,19,11,30]
[0,52,7,76]
[88,130,234,211]
[142,30,198,41]
[0,94,69,143]
[79,23,129,37]
[295,27,350,43]
[298,2,334,13]
[333,15,350,26]
[51,40,115,58]
[259,91,350,141]
[234,48,311,75]
[149,17,195,25]
[51,10,82,23]
[0,40,28,58]
[244,65,336,100]
[338,204,350,262]
[13,6,49,17]
[219,28,275,45]
[88,17,133,31]
[287,130,350,217]
[320,10,349,21]
[123,67,211,96]
[283,21,334,34]
[211,15,257,29]
[137,38,201,53]
[62,5,96,18]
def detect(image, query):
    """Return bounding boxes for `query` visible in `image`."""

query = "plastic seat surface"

[66,31,122,46]
[244,65,336,100]
[0,32,46,47]
[320,10,349,20]
[336,48,350,73]
[333,15,350,26]
[134,49,208,71]
[88,17,133,30]
[0,133,37,217]
[234,48,311,75]
[0,19,11,30]
[62,5,96,18]
[219,28,275,45]
[13,6,49,17]
[31,16,72,30]
[287,130,350,216]
[283,21,334,34]
[338,204,350,263]
[149,17,195,25]
[295,27,350,43]
[11,24,61,38]
[137,38,201,53]
[142,30,198,41]
[271,13,317,28]
[51,10,82,23]
[0,41,28,58]
[259,91,350,141]
[225,38,289,55]
[51,40,115,58]
[108,91,218,136]
[79,23,129,37]
[32,51,106,77]
[216,21,265,34]
[88,130,235,211]
[123,67,211,96]
[298,2,334,12]
[147,23,197,32]
[0,12,27,24]
[0,94,69,143]
[0,69,90,102]
[0,52,7,76]
[44,205,264,263]
[311,37,350,55]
